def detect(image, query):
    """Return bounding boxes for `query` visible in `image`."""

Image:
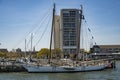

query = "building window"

[70,41,76,46]
[70,49,76,53]
[108,48,113,52]
[63,41,69,46]
[63,36,69,40]
[63,13,69,17]
[70,36,76,40]
[70,11,76,17]
[63,18,75,22]
[114,48,119,53]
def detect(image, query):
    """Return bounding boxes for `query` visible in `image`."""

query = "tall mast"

[25,39,27,58]
[76,5,83,60]
[30,33,33,60]
[49,3,55,63]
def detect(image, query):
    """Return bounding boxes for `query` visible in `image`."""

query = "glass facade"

[61,9,79,54]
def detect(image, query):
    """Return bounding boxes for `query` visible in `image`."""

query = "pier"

[0,59,26,72]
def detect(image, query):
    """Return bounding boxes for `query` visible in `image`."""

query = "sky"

[0,0,120,51]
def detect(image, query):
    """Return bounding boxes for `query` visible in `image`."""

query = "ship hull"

[23,64,107,73]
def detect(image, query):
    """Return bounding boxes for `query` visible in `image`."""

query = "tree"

[6,52,20,59]
[52,48,62,58]
[52,48,61,54]
[0,51,6,57]
[37,48,50,58]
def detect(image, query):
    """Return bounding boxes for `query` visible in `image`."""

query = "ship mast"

[30,33,33,60]
[25,39,27,58]
[76,5,83,61]
[49,3,55,63]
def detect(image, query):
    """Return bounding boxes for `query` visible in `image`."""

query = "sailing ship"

[22,4,108,73]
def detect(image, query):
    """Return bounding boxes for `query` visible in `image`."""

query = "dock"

[0,59,26,72]
[0,64,26,72]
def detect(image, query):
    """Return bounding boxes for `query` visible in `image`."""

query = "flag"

[82,15,85,20]
[88,28,91,32]
[92,36,94,39]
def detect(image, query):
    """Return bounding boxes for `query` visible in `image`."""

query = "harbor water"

[0,61,119,80]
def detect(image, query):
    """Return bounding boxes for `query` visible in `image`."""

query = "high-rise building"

[54,15,61,49]
[54,9,81,54]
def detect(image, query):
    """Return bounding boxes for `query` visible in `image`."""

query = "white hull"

[23,64,107,73]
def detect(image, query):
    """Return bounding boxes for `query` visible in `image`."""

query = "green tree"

[6,52,20,59]
[0,51,6,57]
[37,48,50,58]
[52,48,61,54]
[52,48,62,58]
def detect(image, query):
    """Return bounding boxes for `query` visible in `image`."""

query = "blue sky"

[0,0,120,51]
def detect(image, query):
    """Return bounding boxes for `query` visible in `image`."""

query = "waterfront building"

[54,9,81,54]
[92,45,120,53]
[89,45,120,59]
[0,48,8,53]
[99,45,120,53]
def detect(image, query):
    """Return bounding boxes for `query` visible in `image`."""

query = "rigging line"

[26,12,52,51]
[83,18,92,51]
[34,13,52,47]
[81,18,84,61]
[84,22,96,46]
[32,12,51,47]
[34,12,52,42]
[34,10,52,35]
[35,18,51,48]
[12,5,53,49]
[83,20,90,52]
[26,34,32,51]
[80,19,83,49]
[24,5,53,36]
[82,21,87,59]
[34,17,51,46]
[83,18,97,45]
